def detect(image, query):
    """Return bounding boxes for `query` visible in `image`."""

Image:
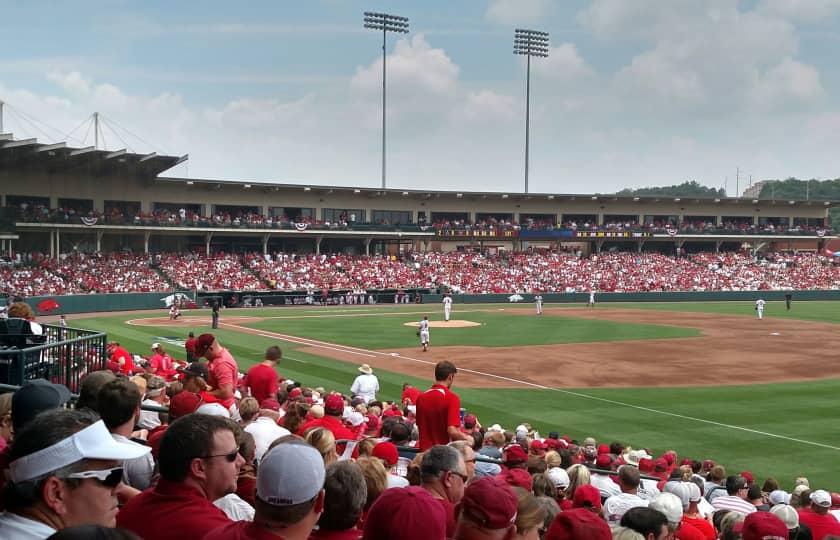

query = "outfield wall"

[8,288,840,315]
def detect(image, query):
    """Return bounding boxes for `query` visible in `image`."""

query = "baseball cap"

[168,391,201,419]
[793,484,810,496]
[260,398,280,411]
[529,440,546,454]
[545,507,612,540]
[193,333,216,358]
[811,489,831,507]
[503,444,527,465]
[363,486,446,540]
[500,467,532,491]
[649,493,683,525]
[582,437,596,447]
[288,387,303,399]
[573,484,602,511]
[8,419,151,483]
[768,489,791,506]
[831,492,840,509]
[177,361,209,380]
[463,413,477,427]
[740,470,754,484]
[196,402,230,417]
[324,394,344,415]
[346,411,366,427]
[487,423,504,433]
[12,379,72,432]
[686,481,702,503]
[595,454,612,469]
[372,442,399,467]
[740,511,788,540]
[770,504,799,529]
[664,481,691,509]
[547,467,570,489]
[151,342,161,349]
[459,477,518,529]
[145,376,166,397]
[257,443,325,506]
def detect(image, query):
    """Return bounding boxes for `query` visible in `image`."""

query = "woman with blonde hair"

[611,526,645,539]
[512,487,547,540]
[305,427,338,466]
[566,463,591,502]
[355,456,388,511]
[544,450,562,469]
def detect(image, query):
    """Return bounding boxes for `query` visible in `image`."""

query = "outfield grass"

[73,301,840,490]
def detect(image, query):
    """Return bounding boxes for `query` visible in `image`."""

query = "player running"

[755,298,766,320]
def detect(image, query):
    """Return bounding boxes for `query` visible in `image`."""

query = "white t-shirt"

[350,373,379,404]
[214,494,255,521]
[603,492,649,526]
[591,473,621,498]
[138,399,162,430]
[112,433,155,490]
[0,511,57,540]
[245,416,291,463]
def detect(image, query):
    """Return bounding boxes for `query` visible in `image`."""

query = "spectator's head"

[769,503,799,534]
[545,507,612,540]
[648,493,683,533]
[531,472,558,500]
[239,397,260,423]
[449,440,477,482]
[5,409,150,529]
[709,465,726,483]
[572,484,602,514]
[388,420,412,445]
[371,441,399,469]
[239,431,256,465]
[318,461,366,532]
[158,413,244,501]
[434,360,458,386]
[254,441,326,537]
[740,511,789,540]
[168,389,201,420]
[76,371,117,412]
[8,301,35,319]
[304,427,337,466]
[810,489,832,514]
[12,379,72,433]
[193,333,220,360]
[363,486,446,540]
[96,379,141,431]
[725,475,748,497]
[265,345,282,363]
[421,444,468,504]
[323,394,345,417]
[620,507,669,540]
[0,392,13,443]
[455,477,518,539]
[513,486,547,540]
[356,456,389,511]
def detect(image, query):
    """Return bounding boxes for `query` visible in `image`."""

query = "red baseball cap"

[324,394,344,415]
[739,511,788,540]
[503,444,528,465]
[500,467,532,491]
[193,333,216,358]
[459,477,518,530]
[546,508,612,540]
[639,457,654,473]
[363,486,446,540]
[654,457,669,472]
[259,398,280,411]
[740,470,754,484]
[529,440,547,454]
[597,444,610,455]
[595,454,612,469]
[573,484,602,511]
[168,391,201,419]
[288,387,303,399]
[372,442,399,467]
[831,492,840,509]
[463,413,477,427]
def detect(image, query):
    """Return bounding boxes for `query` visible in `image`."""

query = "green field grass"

[72,301,840,490]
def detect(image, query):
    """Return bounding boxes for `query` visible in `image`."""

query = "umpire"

[211,300,220,329]
[784,292,793,311]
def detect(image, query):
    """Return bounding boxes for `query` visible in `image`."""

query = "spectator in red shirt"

[194,333,239,410]
[204,440,325,540]
[311,460,367,539]
[116,414,245,540]
[245,345,282,405]
[401,383,421,406]
[299,394,358,443]
[184,331,197,363]
[415,361,470,451]
[799,489,840,540]
[149,342,177,380]
[107,342,135,376]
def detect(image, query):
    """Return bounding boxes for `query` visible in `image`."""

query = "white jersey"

[419,319,430,332]
[755,299,765,309]
[443,297,452,308]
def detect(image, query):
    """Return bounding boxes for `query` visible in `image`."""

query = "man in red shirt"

[245,345,282,404]
[415,361,470,451]
[401,382,421,406]
[194,333,239,410]
[298,394,357,442]
[149,342,177,380]
[117,413,245,540]
[107,342,135,375]
[184,331,197,363]
[799,489,840,539]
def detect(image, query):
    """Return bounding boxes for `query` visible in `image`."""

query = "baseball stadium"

[4,6,840,539]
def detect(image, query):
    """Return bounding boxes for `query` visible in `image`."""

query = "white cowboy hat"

[358,364,373,375]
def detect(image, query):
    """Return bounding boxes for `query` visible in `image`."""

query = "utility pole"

[513,28,550,194]
[736,167,740,197]
[0,100,4,133]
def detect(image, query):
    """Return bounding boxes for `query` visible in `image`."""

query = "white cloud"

[532,43,595,83]
[757,0,840,22]
[463,90,517,121]
[751,57,826,106]
[485,0,553,25]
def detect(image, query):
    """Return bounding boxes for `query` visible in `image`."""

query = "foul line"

[260,308,506,320]
[249,330,375,358]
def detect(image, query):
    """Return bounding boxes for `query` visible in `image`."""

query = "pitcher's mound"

[404,320,481,328]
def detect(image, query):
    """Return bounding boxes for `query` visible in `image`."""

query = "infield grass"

[72,300,840,490]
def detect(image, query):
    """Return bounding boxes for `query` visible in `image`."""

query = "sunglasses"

[448,470,469,483]
[202,449,240,463]
[64,467,124,488]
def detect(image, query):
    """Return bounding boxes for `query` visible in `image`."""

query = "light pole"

[514,28,549,194]
[364,12,409,190]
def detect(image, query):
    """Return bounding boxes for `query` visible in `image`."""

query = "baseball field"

[69,300,840,489]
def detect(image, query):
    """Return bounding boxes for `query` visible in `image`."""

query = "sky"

[1,0,839,195]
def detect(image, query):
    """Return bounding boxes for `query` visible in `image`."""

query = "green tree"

[617,181,725,198]
[758,178,840,230]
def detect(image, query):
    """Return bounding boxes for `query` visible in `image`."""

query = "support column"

[715,240,722,253]
[597,211,604,226]
[717,215,723,226]
[96,230,104,253]
[595,239,604,254]
[637,240,645,253]
[50,231,55,258]
[365,238,372,256]
[789,216,794,228]
[423,239,430,253]
[56,229,60,257]
[315,235,323,255]
[144,231,151,254]
[262,234,269,256]
[205,233,213,256]
[675,239,684,256]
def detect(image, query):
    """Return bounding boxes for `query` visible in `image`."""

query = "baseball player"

[755,298,766,320]
[419,315,430,352]
[443,293,453,322]
[169,303,181,320]
[588,289,596,308]
[534,294,543,315]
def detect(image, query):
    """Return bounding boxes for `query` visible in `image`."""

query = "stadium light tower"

[363,11,409,190]
[514,28,549,194]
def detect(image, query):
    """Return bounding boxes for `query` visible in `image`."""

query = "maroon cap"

[503,444,527,465]
[680,458,693,466]
[324,393,344,415]
[595,454,612,469]
[194,333,216,358]
[831,492,840,509]
[168,391,201,419]
[363,486,446,540]
[597,443,610,455]
[740,511,788,540]
[459,477,518,530]
[546,508,612,540]
[372,442,399,467]
[702,459,715,471]
[573,484,602,511]
[500,468,532,491]
[639,457,654,473]
[654,457,669,472]
[529,440,547,454]
[463,413,477,427]
[260,398,280,411]
[288,387,303,399]
[740,470,754,484]
[662,451,676,466]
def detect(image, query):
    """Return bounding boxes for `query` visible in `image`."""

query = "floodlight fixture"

[513,28,550,194]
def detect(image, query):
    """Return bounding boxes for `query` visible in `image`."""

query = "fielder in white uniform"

[534,294,543,315]
[419,316,430,352]
[755,298,766,320]
[443,294,453,322]
[588,290,596,307]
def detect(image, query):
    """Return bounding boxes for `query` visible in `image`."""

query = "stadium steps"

[240,256,272,289]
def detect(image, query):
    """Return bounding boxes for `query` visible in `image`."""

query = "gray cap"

[257,443,326,506]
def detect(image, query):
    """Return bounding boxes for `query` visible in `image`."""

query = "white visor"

[8,420,151,483]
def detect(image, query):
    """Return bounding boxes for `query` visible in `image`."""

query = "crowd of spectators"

[0,353,837,539]
[4,249,840,297]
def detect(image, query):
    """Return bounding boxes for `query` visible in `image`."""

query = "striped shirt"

[710,495,756,515]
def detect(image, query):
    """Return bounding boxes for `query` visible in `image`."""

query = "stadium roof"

[0,133,187,178]
[157,176,838,207]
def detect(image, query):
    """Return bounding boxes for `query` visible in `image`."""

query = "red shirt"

[675,521,705,540]
[208,348,238,408]
[309,528,362,540]
[415,383,461,451]
[110,346,134,375]
[401,386,421,405]
[436,497,457,539]
[798,510,840,540]
[185,337,197,358]
[116,479,231,540]
[299,415,358,442]
[246,363,279,404]
[682,516,715,540]
[204,520,287,540]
